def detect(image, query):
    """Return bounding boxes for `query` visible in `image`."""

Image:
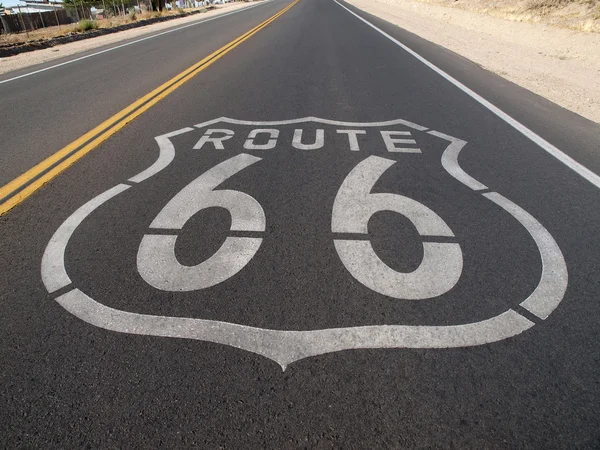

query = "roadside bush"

[77,19,99,31]
[129,12,137,21]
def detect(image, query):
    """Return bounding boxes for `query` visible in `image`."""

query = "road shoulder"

[0,2,257,76]
[345,0,600,124]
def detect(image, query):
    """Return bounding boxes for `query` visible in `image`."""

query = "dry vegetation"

[526,0,596,8]
[422,0,600,32]
[525,0,600,20]
[0,7,207,46]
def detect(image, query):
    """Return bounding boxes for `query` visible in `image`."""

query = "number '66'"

[137,155,463,300]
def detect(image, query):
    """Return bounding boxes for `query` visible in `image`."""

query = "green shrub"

[77,19,98,31]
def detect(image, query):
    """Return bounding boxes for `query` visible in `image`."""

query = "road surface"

[1,0,599,446]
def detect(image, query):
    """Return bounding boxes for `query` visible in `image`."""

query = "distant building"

[5,0,64,14]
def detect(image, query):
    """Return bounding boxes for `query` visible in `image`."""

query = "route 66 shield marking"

[41,117,568,370]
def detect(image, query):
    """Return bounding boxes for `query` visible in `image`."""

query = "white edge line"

[334,0,600,189]
[433,129,568,319]
[432,130,488,191]
[0,1,272,86]
[41,183,130,293]
[484,192,568,320]
[129,127,194,183]
[194,116,429,130]
[56,288,534,370]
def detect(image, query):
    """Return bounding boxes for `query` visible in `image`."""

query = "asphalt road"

[0,0,289,184]
[1,0,600,447]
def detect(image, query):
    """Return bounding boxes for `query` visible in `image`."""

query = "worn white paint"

[41,117,569,369]
[380,131,420,153]
[197,117,428,130]
[431,130,488,191]
[336,129,366,151]
[56,288,534,370]
[484,192,568,319]
[138,154,265,291]
[244,129,280,150]
[41,184,130,294]
[292,129,325,150]
[335,240,463,299]
[138,235,262,291]
[332,156,454,236]
[129,128,194,183]
[332,156,462,299]
[193,129,234,150]
[433,127,568,320]
[148,154,265,231]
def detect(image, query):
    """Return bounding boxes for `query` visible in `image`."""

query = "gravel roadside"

[0,2,256,76]
[346,0,600,124]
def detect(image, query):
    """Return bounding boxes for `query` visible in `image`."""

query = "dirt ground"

[417,0,600,33]
[0,9,214,47]
[0,2,254,75]
[347,0,600,124]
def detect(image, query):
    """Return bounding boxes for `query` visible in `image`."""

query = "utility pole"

[37,9,46,28]
[51,1,62,32]
[73,0,80,20]
[78,0,85,20]
[16,6,30,38]
[80,0,88,20]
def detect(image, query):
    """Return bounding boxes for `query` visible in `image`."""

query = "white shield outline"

[41,117,568,370]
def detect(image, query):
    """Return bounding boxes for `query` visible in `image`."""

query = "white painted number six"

[332,156,463,299]
[137,154,265,291]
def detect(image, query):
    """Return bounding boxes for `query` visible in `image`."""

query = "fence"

[0,9,72,33]
[0,0,207,34]
[63,1,156,21]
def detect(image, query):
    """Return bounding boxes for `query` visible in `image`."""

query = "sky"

[2,0,62,6]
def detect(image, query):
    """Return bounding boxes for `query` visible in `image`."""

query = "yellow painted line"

[0,0,299,215]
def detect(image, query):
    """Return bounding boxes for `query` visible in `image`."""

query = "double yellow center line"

[0,0,299,215]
